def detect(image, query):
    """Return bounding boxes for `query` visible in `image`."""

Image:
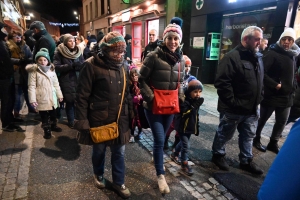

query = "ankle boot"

[51,124,62,132]
[43,127,51,139]
[267,139,279,154]
[157,175,170,194]
[181,161,193,176]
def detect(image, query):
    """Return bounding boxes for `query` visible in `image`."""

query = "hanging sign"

[49,22,79,27]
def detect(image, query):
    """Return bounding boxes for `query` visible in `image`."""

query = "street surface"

[0,85,295,200]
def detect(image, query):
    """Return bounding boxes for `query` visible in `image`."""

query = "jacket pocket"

[242,62,253,80]
[89,101,109,121]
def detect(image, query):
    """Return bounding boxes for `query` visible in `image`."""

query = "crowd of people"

[0,16,299,199]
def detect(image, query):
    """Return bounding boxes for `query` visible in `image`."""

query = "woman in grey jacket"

[139,17,185,194]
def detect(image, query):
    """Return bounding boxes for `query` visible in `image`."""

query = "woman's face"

[108,50,125,60]
[67,38,75,49]
[131,73,138,82]
[165,35,180,52]
[76,38,81,45]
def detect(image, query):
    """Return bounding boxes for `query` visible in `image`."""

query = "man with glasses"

[212,26,264,174]
[254,28,300,154]
[141,29,159,61]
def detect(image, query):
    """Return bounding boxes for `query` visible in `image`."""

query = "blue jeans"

[92,143,125,186]
[65,102,74,123]
[212,112,258,164]
[175,132,192,162]
[144,109,174,176]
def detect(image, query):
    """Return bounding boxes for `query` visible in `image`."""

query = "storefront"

[0,0,23,33]
[107,1,166,63]
[189,0,298,84]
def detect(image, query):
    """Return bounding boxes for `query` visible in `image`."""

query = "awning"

[3,16,22,31]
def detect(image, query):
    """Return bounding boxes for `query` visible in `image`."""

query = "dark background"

[24,0,82,34]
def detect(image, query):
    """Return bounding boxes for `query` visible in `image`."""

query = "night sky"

[24,0,82,34]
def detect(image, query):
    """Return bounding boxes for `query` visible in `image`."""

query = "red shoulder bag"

[152,63,180,115]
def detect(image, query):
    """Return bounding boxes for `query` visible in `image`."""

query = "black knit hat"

[124,34,132,41]
[187,80,203,94]
[29,21,45,30]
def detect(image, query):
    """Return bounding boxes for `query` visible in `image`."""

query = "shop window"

[90,2,93,20]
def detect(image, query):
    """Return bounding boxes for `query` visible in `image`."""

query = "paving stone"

[1,190,14,199]
[191,190,203,199]
[169,171,180,177]
[190,180,197,186]
[202,193,214,200]
[183,185,195,192]
[180,180,190,186]
[3,184,16,192]
[6,178,16,185]
[164,163,171,168]
[195,186,206,193]
[6,173,17,179]
[216,184,227,192]
[15,185,27,199]
[224,192,235,200]
[208,189,221,196]
[208,177,219,185]
[216,196,228,200]
[202,182,212,190]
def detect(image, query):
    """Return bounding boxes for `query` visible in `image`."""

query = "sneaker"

[13,125,25,132]
[170,152,181,165]
[134,132,143,141]
[112,183,131,199]
[212,154,230,171]
[93,174,105,189]
[181,161,193,176]
[240,162,263,175]
[129,136,135,143]
[2,124,25,132]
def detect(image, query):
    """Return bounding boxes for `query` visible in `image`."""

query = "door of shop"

[132,22,142,62]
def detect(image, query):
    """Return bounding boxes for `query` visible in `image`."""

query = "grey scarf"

[38,64,51,73]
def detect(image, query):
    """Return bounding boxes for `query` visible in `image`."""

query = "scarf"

[161,46,181,65]
[275,42,300,57]
[38,64,51,73]
[57,43,81,59]
[132,81,140,98]
[96,47,124,68]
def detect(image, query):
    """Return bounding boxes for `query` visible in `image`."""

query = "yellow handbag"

[90,67,126,143]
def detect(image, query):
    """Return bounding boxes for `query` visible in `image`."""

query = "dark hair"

[8,31,22,40]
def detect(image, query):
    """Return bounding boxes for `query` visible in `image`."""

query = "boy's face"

[190,89,202,99]
[37,57,49,66]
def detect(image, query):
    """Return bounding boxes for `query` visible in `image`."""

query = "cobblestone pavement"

[0,84,296,200]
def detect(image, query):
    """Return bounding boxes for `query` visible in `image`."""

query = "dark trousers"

[0,79,14,128]
[255,105,291,141]
[39,108,57,128]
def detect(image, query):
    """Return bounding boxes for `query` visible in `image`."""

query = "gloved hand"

[72,62,82,71]
[191,97,204,109]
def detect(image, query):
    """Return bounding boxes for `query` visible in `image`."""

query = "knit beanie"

[0,23,8,40]
[163,17,183,43]
[278,28,296,42]
[183,55,192,66]
[187,79,203,94]
[99,31,126,52]
[187,76,197,83]
[63,33,74,45]
[29,21,45,30]
[97,31,104,43]
[35,48,51,63]
[124,34,132,41]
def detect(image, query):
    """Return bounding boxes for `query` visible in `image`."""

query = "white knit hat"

[279,28,296,41]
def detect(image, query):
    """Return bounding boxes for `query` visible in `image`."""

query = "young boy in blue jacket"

[170,79,204,176]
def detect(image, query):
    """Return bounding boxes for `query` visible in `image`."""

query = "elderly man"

[29,21,56,61]
[212,26,264,175]
[141,29,159,61]
[253,28,300,154]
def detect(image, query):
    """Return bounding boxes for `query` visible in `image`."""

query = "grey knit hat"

[63,34,74,45]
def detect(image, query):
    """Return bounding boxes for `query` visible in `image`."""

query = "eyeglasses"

[149,34,156,36]
[112,51,126,56]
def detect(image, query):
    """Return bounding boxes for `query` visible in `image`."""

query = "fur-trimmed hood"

[25,63,55,73]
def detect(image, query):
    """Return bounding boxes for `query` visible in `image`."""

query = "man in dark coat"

[212,26,264,175]
[0,23,24,132]
[23,29,35,52]
[30,21,56,62]
[124,34,132,61]
[141,29,159,61]
[254,28,300,154]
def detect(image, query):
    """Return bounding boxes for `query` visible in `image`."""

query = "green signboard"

[206,33,220,60]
